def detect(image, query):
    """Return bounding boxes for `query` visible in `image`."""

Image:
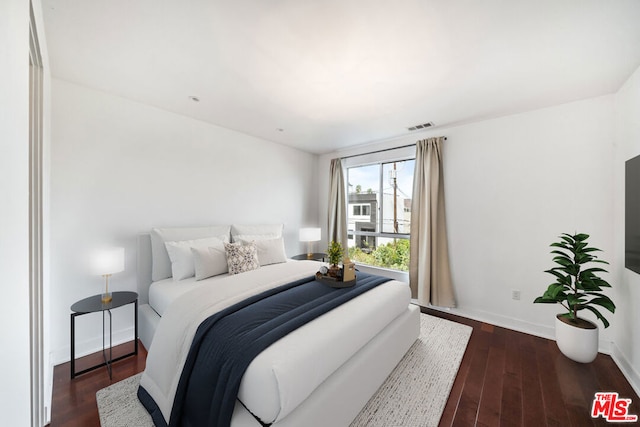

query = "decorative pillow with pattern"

[224,241,260,275]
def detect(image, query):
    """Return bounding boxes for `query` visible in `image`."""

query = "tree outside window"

[346,159,414,271]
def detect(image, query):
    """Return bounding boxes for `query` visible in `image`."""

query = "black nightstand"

[70,291,138,379]
[291,253,327,262]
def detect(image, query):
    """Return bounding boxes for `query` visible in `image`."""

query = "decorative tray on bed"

[315,271,356,288]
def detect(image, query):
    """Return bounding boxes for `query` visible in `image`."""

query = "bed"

[136,225,420,427]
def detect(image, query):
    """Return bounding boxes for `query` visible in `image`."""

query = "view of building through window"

[346,159,415,271]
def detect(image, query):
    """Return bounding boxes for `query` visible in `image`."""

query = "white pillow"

[233,233,279,242]
[165,236,227,280]
[151,226,231,281]
[191,244,228,281]
[224,242,260,275]
[231,224,283,242]
[236,237,287,266]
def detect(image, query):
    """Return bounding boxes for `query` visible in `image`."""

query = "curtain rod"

[339,137,447,160]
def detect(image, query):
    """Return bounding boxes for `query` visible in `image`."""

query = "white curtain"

[328,158,348,250]
[409,137,456,307]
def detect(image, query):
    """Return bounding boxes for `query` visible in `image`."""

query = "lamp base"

[101,293,112,303]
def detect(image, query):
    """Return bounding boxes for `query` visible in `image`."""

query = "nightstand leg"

[109,309,112,378]
[102,309,113,379]
[134,299,138,355]
[70,313,76,379]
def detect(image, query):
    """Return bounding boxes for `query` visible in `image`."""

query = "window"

[346,157,415,271]
[352,204,371,217]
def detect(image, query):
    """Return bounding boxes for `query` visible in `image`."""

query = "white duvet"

[139,261,411,425]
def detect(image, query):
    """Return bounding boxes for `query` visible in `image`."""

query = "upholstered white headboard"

[137,234,153,305]
[136,224,284,305]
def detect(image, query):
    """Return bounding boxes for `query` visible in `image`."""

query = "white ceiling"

[42,0,640,154]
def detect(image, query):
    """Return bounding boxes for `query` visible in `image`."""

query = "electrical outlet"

[511,289,521,300]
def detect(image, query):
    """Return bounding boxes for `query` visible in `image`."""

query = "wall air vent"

[407,122,434,131]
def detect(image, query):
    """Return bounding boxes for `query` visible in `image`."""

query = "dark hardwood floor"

[428,308,640,427]
[50,340,146,427]
[50,309,639,426]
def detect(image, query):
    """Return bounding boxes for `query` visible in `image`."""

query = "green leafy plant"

[348,240,410,271]
[533,233,615,328]
[327,240,344,266]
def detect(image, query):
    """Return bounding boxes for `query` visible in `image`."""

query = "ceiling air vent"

[407,122,434,131]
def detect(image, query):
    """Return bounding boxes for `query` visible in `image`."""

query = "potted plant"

[327,240,344,277]
[533,233,615,363]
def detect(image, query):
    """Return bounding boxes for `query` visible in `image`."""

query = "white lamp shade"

[299,228,321,242]
[91,247,125,276]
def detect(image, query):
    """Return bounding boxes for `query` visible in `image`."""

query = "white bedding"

[140,261,411,425]
[148,272,230,317]
[240,272,409,423]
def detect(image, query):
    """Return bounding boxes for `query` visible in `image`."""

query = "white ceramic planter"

[555,314,599,363]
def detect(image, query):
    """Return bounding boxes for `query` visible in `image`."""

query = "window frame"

[344,146,415,271]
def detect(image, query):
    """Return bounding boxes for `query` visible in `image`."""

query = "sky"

[347,160,415,198]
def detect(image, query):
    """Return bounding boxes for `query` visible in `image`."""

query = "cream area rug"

[97,313,472,427]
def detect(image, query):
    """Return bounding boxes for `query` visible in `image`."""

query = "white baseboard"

[424,304,555,339]
[611,342,640,398]
[51,326,136,366]
[422,304,613,355]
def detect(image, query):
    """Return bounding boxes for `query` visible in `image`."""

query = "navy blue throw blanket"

[139,272,390,427]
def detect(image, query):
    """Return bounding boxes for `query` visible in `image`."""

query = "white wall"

[0,0,34,424]
[49,79,319,364]
[320,95,616,346]
[612,64,640,394]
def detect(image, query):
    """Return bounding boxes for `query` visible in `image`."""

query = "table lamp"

[299,228,321,259]
[91,247,124,303]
